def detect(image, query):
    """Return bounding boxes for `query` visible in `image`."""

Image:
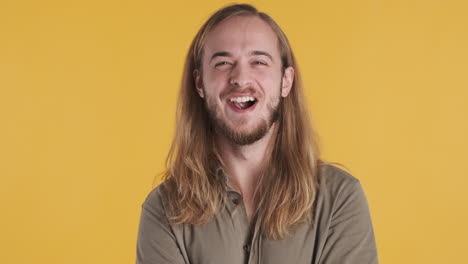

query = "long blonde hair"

[161,3,322,240]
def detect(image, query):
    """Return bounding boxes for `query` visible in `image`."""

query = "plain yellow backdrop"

[1,0,467,263]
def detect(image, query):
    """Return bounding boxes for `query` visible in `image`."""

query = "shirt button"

[243,244,250,253]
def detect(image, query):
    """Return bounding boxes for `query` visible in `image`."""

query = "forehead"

[203,16,280,60]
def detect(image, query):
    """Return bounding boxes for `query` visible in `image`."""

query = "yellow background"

[1,0,467,263]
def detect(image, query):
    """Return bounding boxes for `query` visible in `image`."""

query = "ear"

[281,66,294,97]
[193,69,204,98]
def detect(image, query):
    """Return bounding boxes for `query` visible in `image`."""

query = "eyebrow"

[209,50,274,63]
[250,50,274,62]
[210,51,232,62]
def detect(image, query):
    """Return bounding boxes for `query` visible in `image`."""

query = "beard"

[203,85,282,146]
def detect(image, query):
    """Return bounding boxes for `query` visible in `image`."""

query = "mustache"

[220,87,260,99]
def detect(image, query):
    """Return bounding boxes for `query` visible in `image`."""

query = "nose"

[229,63,252,87]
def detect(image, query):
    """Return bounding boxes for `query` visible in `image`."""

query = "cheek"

[203,70,229,88]
[256,68,282,85]
[258,76,282,95]
[201,77,225,100]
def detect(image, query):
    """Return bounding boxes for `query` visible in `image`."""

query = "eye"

[215,61,233,67]
[254,60,267,66]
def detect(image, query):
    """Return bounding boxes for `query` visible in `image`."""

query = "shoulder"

[141,180,173,217]
[317,163,360,188]
[314,164,379,263]
[316,163,363,203]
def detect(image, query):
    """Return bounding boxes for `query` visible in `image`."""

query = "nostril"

[230,79,240,86]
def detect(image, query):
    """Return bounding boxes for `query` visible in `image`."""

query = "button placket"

[246,218,261,263]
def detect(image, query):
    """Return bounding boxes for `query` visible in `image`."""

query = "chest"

[179,206,319,264]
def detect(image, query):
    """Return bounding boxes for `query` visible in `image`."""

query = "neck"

[216,123,278,199]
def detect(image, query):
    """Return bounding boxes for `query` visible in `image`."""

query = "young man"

[136,4,378,264]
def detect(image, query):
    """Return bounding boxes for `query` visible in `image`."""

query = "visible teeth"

[230,96,255,103]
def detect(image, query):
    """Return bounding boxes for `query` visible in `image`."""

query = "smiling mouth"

[227,96,258,112]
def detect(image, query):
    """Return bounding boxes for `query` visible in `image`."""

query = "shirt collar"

[216,167,242,216]
[216,167,236,192]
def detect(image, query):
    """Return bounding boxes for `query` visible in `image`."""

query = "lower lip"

[226,100,258,113]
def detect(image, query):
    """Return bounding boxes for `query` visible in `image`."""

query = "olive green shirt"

[136,164,378,263]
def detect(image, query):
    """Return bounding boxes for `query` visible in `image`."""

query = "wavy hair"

[160,3,323,240]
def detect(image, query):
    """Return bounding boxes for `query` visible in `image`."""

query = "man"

[137,4,378,264]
